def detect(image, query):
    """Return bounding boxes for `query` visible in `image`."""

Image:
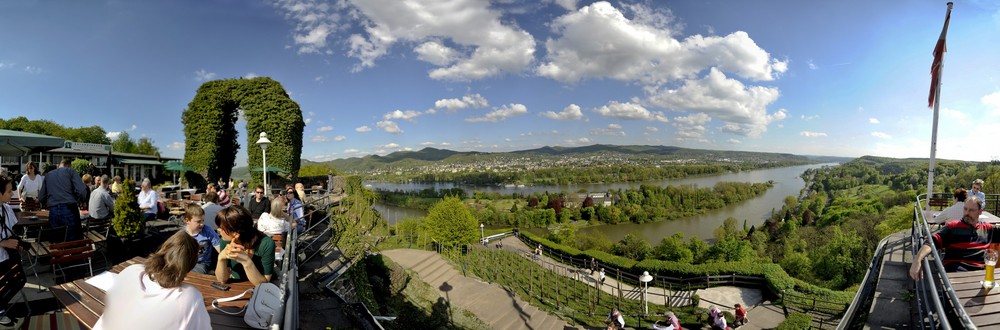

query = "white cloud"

[728,139,742,144]
[414,40,459,66]
[106,132,121,139]
[942,107,970,125]
[565,137,591,144]
[24,66,42,74]
[245,72,259,79]
[310,153,339,162]
[593,101,668,122]
[420,141,436,146]
[311,135,330,142]
[434,94,489,112]
[807,59,818,70]
[648,68,782,137]
[344,148,361,154]
[537,2,785,85]
[0,62,12,70]
[465,103,528,122]
[355,125,372,132]
[645,126,659,132]
[552,0,578,11]
[317,126,333,132]
[800,131,827,138]
[380,143,400,149]
[345,0,536,80]
[383,109,422,122]
[304,118,312,124]
[801,114,819,121]
[983,91,1000,115]
[869,117,880,124]
[672,113,711,141]
[272,0,344,54]
[334,135,347,141]
[128,125,137,131]
[589,124,626,137]
[194,69,216,81]
[871,131,891,139]
[540,104,584,121]
[167,142,184,150]
[440,142,451,146]
[377,120,403,134]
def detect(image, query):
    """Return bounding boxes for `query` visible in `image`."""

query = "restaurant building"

[0,141,178,183]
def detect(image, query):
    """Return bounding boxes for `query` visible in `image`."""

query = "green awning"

[0,129,65,156]
[118,159,165,166]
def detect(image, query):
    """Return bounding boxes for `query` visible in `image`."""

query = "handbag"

[211,282,283,329]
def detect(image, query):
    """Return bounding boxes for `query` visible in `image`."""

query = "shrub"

[112,178,144,239]
[776,312,812,329]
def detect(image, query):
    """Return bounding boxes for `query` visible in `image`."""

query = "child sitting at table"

[183,204,220,274]
[95,231,211,330]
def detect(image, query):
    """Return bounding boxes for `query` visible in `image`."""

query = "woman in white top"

[935,188,968,221]
[256,197,290,235]
[137,178,158,221]
[95,230,211,330]
[16,161,42,200]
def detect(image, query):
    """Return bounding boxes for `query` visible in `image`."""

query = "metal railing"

[911,193,975,329]
[835,235,890,329]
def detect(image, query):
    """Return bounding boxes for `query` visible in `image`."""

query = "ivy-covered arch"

[182,77,304,186]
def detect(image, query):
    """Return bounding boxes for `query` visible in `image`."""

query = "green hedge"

[776,312,812,329]
[519,231,852,312]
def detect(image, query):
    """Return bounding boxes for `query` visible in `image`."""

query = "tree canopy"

[181,77,304,185]
[425,196,478,247]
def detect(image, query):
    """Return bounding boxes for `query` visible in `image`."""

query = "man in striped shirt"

[911,197,1000,280]
[206,183,230,208]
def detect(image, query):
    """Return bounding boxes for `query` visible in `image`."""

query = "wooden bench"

[928,197,951,210]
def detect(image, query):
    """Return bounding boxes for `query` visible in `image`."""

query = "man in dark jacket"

[246,185,270,219]
[39,159,88,241]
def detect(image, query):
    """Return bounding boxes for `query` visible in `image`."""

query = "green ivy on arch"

[182,77,305,185]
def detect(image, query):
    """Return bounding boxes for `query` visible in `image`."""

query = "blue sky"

[2,0,1000,166]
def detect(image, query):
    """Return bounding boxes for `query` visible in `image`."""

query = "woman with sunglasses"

[285,189,305,235]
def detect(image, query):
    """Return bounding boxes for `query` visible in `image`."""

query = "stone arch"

[182,77,304,186]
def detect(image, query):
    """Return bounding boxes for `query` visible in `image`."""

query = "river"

[370,163,834,242]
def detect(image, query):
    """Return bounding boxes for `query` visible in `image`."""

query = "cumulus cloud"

[344,148,361,154]
[167,142,184,150]
[565,137,591,144]
[800,131,827,137]
[672,113,711,141]
[645,126,659,132]
[728,139,741,144]
[245,72,259,79]
[344,0,536,80]
[380,142,400,149]
[272,0,345,54]
[942,107,970,125]
[377,120,403,134]
[869,117,880,124]
[383,109,421,122]
[106,132,122,139]
[194,69,216,81]
[871,131,891,139]
[648,68,783,137]
[589,124,626,137]
[355,125,372,132]
[593,101,668,122]
[539,104,584,120]
[434,94,489,112]
[552,0,578,10]
[334,135,347,141]
[311,135,330,142]
[537,2,786,85]
[317,126,333,132]
[983,91,1000,115]
[465,103,528,122]
[801,114,819,121]
[24,66,42,74]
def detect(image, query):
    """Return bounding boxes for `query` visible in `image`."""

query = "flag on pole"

[928,3,953,108]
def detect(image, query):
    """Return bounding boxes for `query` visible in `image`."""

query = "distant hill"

[317,144,817,173]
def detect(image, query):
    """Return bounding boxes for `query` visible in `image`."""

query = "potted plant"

[112,178,145,257]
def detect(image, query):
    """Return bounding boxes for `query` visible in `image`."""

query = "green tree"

[713,217,744,241]
[71,158,90,177]
[395,217,425,247]
[653,233,693,263]
[111,132,138,154]
[425,196,478,247]
[136,137,159,156]
[299,164,337,177]
[112,178,144,239]
[330,176,383,258]
[612,233,651,260]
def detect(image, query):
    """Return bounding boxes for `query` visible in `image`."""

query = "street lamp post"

[480,223,485,245]
[639,271,653,316]
[256,132,271,193]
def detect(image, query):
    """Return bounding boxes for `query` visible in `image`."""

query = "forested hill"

[323,144,817,173]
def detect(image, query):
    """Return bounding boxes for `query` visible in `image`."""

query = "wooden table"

[949,269,1000,327]
[50,257,257,329]
[923,210,1000,224]
[15,210,49,228]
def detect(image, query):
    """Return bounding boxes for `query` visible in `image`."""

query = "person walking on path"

[734,303,748,327]
[38,159,87,241]
[599,268,606,285]
[590,257,597,275]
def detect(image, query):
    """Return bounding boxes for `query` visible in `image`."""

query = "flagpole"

[926,2,953,211]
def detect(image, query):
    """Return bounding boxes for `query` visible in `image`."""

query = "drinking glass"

[983,249,998,288]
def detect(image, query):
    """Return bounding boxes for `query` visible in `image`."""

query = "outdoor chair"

[0,252,31,321]
[47,239,95,283]
[84,218,112,268]
[24,226,68,286]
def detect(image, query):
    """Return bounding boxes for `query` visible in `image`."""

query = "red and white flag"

[928,3,953,108]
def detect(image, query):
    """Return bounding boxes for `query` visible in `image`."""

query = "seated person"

[215,205,275,286]
[95,231,211,330]
[972,179,986,210]
[285,189,305,235]
[605,307,624,330]
[935,188,967,221]
[256,198,290,236]
[182,204,221,274]
[0,175,26,325]
[653,311,681,330]
[911,197,1000,278]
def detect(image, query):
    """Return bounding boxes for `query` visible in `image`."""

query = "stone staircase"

[383,249,576,330]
